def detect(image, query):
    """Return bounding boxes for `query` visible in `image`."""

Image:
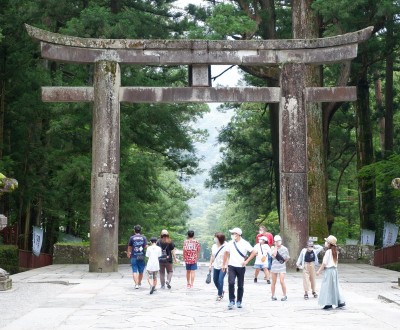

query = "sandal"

[304,293,309,300]
[312,292,318,298]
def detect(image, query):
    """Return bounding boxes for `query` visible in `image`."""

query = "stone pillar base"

[0,278,12,291]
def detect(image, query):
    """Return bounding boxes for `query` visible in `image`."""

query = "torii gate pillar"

[90,61,121,272]
[280,63,308,261]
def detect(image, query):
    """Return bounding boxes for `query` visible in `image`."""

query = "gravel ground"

[0,282,68,328]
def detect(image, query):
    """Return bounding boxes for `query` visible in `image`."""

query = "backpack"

[158,244,169,263]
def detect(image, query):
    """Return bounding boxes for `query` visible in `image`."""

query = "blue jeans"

[213,268,226,296]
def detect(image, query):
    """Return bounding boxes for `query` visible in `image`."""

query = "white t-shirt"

[225,238,253,267]
[211,243,227,269]
[146,244,162,271]
[322,249,338,268]
[254,242,271,265]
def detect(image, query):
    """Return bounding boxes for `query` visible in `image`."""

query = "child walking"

[146,236,162,294]
[183,230,201,288]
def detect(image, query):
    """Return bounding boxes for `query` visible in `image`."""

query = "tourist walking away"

[157,229,177,289]
[296,240,323,299]
[270,235,290,301]
[209,232,227,301]
[243,236,271,284]
[316,235,346,310]
[222,227,254,310]
[183,230,201,289]
[146,237,162,294]
[127,225,148,289]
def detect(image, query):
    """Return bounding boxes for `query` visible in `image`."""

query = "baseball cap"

[274,235,282,242]
[229,227,242,236]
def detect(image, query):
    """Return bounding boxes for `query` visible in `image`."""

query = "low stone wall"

[334,245,374,264]
[53,244,130,264]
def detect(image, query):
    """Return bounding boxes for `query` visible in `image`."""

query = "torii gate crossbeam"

[26,24,373,272]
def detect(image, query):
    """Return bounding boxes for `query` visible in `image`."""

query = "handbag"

[205,270,211,284]
[275,250,285,264]
[260,243,266,262]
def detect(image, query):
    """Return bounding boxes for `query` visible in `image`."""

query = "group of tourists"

[127,224,345,311]
[127,225,200,293]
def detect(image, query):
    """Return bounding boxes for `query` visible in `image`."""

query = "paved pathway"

[1,264,399,329]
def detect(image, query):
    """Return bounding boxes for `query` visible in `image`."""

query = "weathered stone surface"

[0,268,11,291]
[280,63,306,173]
[89,61,120,273]
[0,278,12,291]
[26,24,373,51]
[42,87,94,102]
[53,244,129,264]
[305,86,357,102]
[119,87,281,103]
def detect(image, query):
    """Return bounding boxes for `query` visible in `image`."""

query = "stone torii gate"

[26,24,372,272]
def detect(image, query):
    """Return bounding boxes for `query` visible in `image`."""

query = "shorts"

[131,258,145,273]
[185,263,198,271]
[147,270,158,280]
[253,264,268,269]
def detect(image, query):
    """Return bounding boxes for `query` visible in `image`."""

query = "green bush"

[0,245,19,274]
[382,262,400,272]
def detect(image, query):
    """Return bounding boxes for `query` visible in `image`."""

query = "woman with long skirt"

[316,235,346,310]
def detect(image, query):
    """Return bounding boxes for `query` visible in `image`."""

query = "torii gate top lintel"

[25,24,373,66]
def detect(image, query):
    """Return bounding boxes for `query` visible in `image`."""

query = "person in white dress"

[316,235,346,309]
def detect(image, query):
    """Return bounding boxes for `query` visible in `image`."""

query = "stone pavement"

[1,263,399,330]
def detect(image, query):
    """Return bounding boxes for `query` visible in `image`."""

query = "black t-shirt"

[304,250,316,263]
[157,240,175,263]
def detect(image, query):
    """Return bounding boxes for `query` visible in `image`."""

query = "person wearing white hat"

[222,227,253,310]
[296,240,323,299]
[270,234,290,301]
[243,236,271,284]
[156,229,178,289]
[316,235,346,309]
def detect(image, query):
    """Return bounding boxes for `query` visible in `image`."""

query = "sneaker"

[236,301,242,308]
[254,278,257,283]
[134,284,139,289]
[337,303,346,308]
[271,296,277,301]
[267,280,271,284]
[228,301,235,310]
[281,296,287,301]
[138,284,141,289]
[150,286,155,294]
[160,285,165,289]
[322,305,333,310]
[166,281,171,289]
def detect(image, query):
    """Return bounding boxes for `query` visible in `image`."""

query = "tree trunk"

[384,16,394,155]
[356,59,376,231]
[373,72,385,155]
[292,0,328,241]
